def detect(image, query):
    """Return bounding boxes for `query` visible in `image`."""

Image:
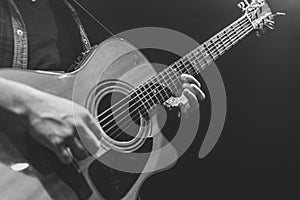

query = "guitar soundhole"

[97,91,143,142]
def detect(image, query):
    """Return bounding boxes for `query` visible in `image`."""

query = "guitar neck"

[134,14,254,111]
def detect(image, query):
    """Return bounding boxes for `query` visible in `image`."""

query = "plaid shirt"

[0,0,91,69]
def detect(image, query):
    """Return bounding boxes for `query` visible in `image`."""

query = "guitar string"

[107,21,254,138]
[99,17,251,134]
[105,24,254,139]
[100,17,252,135]
[104,20,253,137]
[108,23,254,139]
[145,13,250,93]
[94,15,249,125]
[96,16,249,127]
[102,18,252,137]
[99,17,251,127]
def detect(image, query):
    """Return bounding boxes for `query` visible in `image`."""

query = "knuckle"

[182,83,189,89]
[50,135,64,147]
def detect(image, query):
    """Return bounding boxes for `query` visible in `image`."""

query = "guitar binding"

[86,79,151,153]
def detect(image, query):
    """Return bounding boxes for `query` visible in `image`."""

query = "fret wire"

[179,58,189,74]
[183,54,193,74]
[224,29,233,49]
[209,37,221,58]
[221,18,251,47]
[149,79,160,104]
[189,51,201,75]
[100,17,251,127]
[194,47,207,72]
[202,43,212,61]
[182,56,191,72]
[216,35,226,56]
[96,16,251,133]
[188,49,200,73]
[177,61,185,74]
[192,50,201,73]
[140,72,166,109]
[172,63,182,82]
[141,16,251,110]
[107,19,252,137]
[174,61,183,74]
[212,36,221,55]
[196,21,252,71]
[217,34,227,52]
[137,86,153,110]
[160,70,168,86]
[216,30,227,53]
[232,25,252,46]
[178,17,248,75]
[101,18,253,135]
[212,24,253,63]
[207,40,219,60]
[154,76,165,103]
[200,16,247,61]
[148,76,159,103]
[223,16,247,47]
[216,18,250,56]
[142,81,156,108]
[161,69,175,93]
[231,23,239,43]
[156,72,169,99]
[182,58,189,74]
[182,54,192,74]
[206,23,250,63]
[165,67,179,92]
[198,45,209,65]
[189,18,250,72]
[168,65,181,90]
[134,88,149,113]
[194,17,250,62]
[144,83,156,106]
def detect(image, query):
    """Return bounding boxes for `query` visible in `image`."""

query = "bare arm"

[0,77,102,163]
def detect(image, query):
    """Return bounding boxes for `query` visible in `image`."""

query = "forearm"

[0,78,41,125]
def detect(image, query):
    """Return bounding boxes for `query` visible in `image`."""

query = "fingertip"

[190,84,205,100]
[200,90,206,100]
[182,83,189,89]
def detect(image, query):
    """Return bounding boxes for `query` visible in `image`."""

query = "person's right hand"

[25,90,102,164]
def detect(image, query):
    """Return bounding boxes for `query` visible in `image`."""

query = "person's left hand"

[171,74,205,116]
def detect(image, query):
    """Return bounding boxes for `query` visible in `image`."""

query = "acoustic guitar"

[0,1,284,199]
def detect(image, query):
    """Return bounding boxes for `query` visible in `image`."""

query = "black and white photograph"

[0,0,299,199]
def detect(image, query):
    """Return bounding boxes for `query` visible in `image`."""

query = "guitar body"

[0,38,178,200]
[0,1,279,198]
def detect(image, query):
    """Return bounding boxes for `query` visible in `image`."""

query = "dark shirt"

[0,0,87,71]
[0,0,14,68]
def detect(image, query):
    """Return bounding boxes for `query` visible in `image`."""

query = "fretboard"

[133,14,254,113]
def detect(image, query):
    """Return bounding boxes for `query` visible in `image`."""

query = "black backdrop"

[75,0,300,199]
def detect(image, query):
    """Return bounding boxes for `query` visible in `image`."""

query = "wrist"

[0,78,43,120]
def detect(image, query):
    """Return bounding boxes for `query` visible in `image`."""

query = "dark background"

[76,0,300,199]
